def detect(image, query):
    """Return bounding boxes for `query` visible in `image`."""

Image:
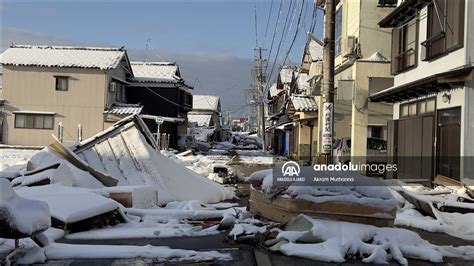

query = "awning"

[12,111,56,115]
[379,0,431,28]
[369,66,473,103]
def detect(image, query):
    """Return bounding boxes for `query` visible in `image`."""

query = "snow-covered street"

[1,137,474,265]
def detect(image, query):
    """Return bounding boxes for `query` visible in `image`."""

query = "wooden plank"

[108,192,133,208]
[49,135,118,187]
[249,188,395,227]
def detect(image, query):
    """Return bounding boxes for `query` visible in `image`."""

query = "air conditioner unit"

[343,36,359,58]
[109,82,117,92]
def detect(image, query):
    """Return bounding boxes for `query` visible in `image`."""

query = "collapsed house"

[188,95,222,142]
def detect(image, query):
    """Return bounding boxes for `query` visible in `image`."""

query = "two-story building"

[329,0,397,159]
[0,45,139,146]
[126,61,193,150]
[370,0,474,185]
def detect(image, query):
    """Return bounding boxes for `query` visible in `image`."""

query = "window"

[55,76,69,91]
[335,7,343,55]
[113,82,126,102]
[15,113,54,129]
[422,0,465,60]
[391,19,418,74]
[400,98,436,118]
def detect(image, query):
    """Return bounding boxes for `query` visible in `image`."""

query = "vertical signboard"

[322,102,333,153]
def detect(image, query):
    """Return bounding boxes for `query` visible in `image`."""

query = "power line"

[264,0,284,76]
[281,0,305,66]
[262,0,274,46]
[254,0,259,47]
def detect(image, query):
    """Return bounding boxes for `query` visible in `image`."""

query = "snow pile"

[28,148,105,189]
[76,126,234,204]
[11,163,74,187]
[270,214,474,264]
[0,179,50,236]
[16,184,119,224]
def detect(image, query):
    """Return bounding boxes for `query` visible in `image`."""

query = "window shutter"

[446,0,464,49]
[391,27,401,75]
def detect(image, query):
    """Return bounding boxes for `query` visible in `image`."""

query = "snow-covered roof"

[290,95,317,111]
[188,114,213,127]
[104,103,143,115]
[268,83,280,97]
[308,38,323,61]
[129,62,181,83]
[297,73,310,93]
[279,68,294,84]
[0,45,127,70]
[192,95,220,112]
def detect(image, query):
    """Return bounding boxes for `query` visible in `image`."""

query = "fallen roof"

[0,45,127,70]
[104,103,143,116]
[296,73,310,93]
[192,95,220,112]
[308,35,323,61]
[290,95,317,112]
[268,83,284,98]
[188,114,213,127]
[129,61,182,84]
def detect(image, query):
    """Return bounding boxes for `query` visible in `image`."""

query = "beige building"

[0,45,140,146]
[325,0,395,158]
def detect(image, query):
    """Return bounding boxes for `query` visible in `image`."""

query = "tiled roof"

[290,95,317,112]
[104,103,143,115]
[129,61,182,83]
[0,45,126,70]
[188,114,213,127]
[192,95,220,112]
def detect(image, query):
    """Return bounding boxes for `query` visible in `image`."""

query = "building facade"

[0,45,137,146]
[370,0,474,184]
[126,62,193,150]
[329,0,396,158]
[188,95,222,142]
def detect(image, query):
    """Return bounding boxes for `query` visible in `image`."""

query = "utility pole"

[253,47,267,151]
[320,0,335,164]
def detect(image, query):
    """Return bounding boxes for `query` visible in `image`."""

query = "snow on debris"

[0,179,51,236]
[279,67,294,84]
[76,124,234,204]
[271,214,474,264]
[44,243,232,262]
[308,37,323,61]
[0,45,126,70]
[16,184,119,224]
[192,95,220,111]
[249,169,397,209]
[0,148,39,178]
[129,61,182,83]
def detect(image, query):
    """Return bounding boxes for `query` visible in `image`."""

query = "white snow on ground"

[0,179,50,235]
[273,215,474,265]
[16,184,119,223]
[0,148,39,177]
[44,243,231,261]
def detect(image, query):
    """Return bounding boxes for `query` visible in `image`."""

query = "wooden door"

[437,107,461,180]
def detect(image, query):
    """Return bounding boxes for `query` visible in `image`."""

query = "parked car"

[333,138,387,175]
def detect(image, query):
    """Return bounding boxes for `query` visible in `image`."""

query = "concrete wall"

[2,66,107,146]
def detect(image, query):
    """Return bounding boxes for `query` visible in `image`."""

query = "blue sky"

[1,0,323,115]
